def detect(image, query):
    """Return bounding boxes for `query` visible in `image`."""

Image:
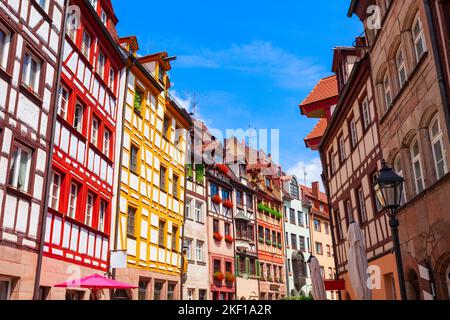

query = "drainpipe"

[33,0,70,300]
[283,201,290,297]
[112,57,134,283]
[423,0,450,141]
[320,151,342,301]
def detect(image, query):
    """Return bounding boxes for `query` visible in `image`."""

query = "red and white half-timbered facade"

[0,0,66,300]
[39,0,125,299]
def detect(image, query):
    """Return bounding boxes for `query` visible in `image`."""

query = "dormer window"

[158,66,165,84]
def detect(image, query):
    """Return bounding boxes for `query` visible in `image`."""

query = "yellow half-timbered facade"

[114,37,191,300]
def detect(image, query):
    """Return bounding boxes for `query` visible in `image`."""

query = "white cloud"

[177,41,326,90]
[287,157,325,191]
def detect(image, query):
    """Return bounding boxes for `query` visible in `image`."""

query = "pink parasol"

[54,274,137,300]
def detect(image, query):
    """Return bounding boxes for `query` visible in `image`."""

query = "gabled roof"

[300,75,338,108]
[300,185,328,204]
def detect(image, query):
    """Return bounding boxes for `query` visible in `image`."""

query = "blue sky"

[113,0,362,186]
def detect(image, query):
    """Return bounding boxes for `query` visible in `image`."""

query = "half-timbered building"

[38,0,126,300]
[0,0,66,300]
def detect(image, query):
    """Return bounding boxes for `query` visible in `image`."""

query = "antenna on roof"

[303,167,308,186]
[189,92,198,118]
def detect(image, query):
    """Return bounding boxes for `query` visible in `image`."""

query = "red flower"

[213,232,223,242]
[225,272,235,283]
[212,194,223,204]
[213,271,224,282]
[225,235,234,243]
[215,164,229,174]
[223,199,234,209]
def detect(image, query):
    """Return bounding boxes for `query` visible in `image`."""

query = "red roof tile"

[300,185,328,204]
[300,75,338,107]
[305,118,328,141]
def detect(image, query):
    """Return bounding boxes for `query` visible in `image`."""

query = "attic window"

[158,66,165,84]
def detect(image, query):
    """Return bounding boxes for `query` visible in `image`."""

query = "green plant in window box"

[265,240,272,246]
[186,164,193,180]
[195,164,205,183]
[258,238,264,244]
[134,91,142,114]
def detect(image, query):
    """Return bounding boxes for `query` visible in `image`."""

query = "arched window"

[290,177,299,199]
[412,13,427,62]
[383,72,393,110]
[429,115,448,180]
[394,154,407,205]
[396,46,408,88]
[410,138,424,194]
[73,103,84,133]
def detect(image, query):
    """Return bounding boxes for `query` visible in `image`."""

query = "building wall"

[0,0,66,300]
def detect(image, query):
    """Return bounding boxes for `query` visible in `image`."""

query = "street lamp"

[374,161,407,300]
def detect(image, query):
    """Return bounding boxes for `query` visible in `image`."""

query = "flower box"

[272,242,278,247]
[215,164,229,174]
[225,235,234,243]
[225,272,235,283]
[213,232,223,242]
[258,238,264,243]
[212,194,222,204]
[213,272,224,282]
[265,240,272,246]
[223,200,234,209]
[277,244,282,249]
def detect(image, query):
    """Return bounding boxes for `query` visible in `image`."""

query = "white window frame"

[99,200,106,233]
[68,182,78,219]
[8,144,32,193]
[350,118,358,148]
[97,51,105,79]
[108,68,115,92]
[103,129,110,157]
[85,193,94,227]
[357,188,368,223]
[49,171,61,210]
[81,30,92,60]
[362,98,371,129]
[22,52,42,93]
[339,135,346,162]
[195,201,203,223]
[396,47,408,88]
[91,117,99,146]
[412,14,427,62]
[73,103,83,133]
[185,198,192,220]
[411,138,425,194]
[100,9,107,26]
[429,115,448,179]
[0,26,11,70]
[58,86,69,120]
[195,240,204,262]
[394,154,407,205]
[184,238,192,260]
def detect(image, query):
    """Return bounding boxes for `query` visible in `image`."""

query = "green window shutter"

[245,257,250,275]
[235,256,240,276]
[256,260,261,278]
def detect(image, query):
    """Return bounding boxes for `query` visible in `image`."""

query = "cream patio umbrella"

[308,256,327,300]
[347,222,372,300]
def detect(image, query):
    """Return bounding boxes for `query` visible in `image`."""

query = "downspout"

[112,56,134,281]
[33,0,70,300]
[320,151,342,301]
[424,0,450,141]
[282,200,290,297]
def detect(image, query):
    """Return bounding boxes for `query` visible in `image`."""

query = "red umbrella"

[54,274,137,300]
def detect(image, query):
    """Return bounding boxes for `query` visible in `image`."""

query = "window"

[394,155,407,206]
[290,178,299,199]
[158,220,166,247]
[130,145,139,173]
[49,171,61,210]
[108,68,115,92]
[362,98,371,130]
[236,190,243,206]
[327,245,332,258]
[184,238,192,260]
[411,138,425,194]
[357,187,368,224]
[85,193,94,227]
[0,26,11,70]
[88,0,97,9]
[8,144,32,193]
[372,173,383,212]
[290,234,298,250]
[127,207,136,237]
[339,134,346,163]
[134,87,143,114]
[299,236,306,252]
[222,189,230,202]
[167,283,176,300]
[224,223,231,237]
[100,10,108,26]
[210,183,219,196]
[0,279,10,300]
[160,166,167,192]
[81,30,92,60]
[429,115,448,180]
[213,220,219,234]
[225,261,232,274]
[91,117,99,146]
[396,47,407,88]
[195,202,203,223]
[314,219,321,232]
[99,200,106,233]
[153,282,163,300]
[73,103,84,133]
[315,242,323,255]
[103,129,111,157]
[324,223,330,235]
[335,210,343,240]
[383,73,393,109]
[185,198,192,220]
[196,240,204,262]
[298,211,304,226]
[97,52,105,79]
[213,259,221,273]
[57,86,70,121]
[345,200,354,225]
[329,150,336,175]
[68,182,78,219]
[412,14,427,61]
[258,226,264,240]
[172,226,178,251]
[22,52,41,93]
[199,290,207,300]
[158,66,165,84]
[163,115,170,140]
[349,117,358,148]
[173,174,179,198]
[265,177,271,188]
[289,208,296,225]
[138,279,149,301]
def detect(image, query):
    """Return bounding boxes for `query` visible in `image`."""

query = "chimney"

[312,181,320,199]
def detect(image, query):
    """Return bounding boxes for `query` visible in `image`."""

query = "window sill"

[89,142,113,165]
[0,67,12,83]
[20,84,43,106]
[6,185,32,202]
